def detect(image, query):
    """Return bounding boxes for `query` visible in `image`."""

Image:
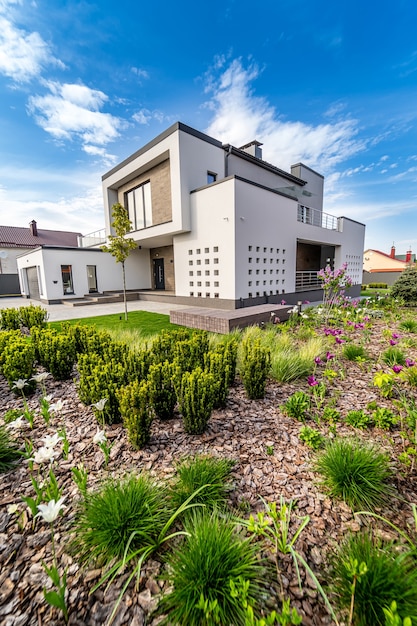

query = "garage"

[26,266,40,300]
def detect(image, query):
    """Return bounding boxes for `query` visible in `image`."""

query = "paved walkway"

[0,296,193,322]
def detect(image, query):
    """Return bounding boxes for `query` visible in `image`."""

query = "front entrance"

[87,265,98,293]
[153,258,165,290]
[61,264,74,295]
[27,266,40,300]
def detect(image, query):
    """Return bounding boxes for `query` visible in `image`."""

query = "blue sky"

[1,0,417,253]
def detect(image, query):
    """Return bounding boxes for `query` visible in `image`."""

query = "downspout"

[224,145,232,177]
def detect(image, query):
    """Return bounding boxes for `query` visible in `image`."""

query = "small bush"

[77,353,126,424]
[2,335,36,391]
[178,368,216,434]
[204,350,230,408]
[0,425,21,472]
[150,328,191,364]
[170,454,235,513]
[240,337,271,399]
[32,329,76,380]
[71,473,171,567]
[159,511,264,626]
[345,409,371,429]
[314,438,394,510]
[173,332,210,373]
[372,407,397,430]
[368,282,388,289]
[329,531,417,625]
[299,425,325,450]
[282,391,311,421]
[117,380,154,449]
[148,361,177,420]
[20,305,48,329]
[0,308,21,330]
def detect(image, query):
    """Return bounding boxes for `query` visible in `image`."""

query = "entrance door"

[153,258,165,290]
[27,267,40,300]
[87,265,98,293]
[61,265,74,294]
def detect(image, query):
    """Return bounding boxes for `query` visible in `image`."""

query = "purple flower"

[355,323,364,329]
[392,333,400,339]
[406,358,415,367]
[335,337,345,344]
[314,357,322,365]
[390,340,398,346]
[307,375,319,386]
[392,365,403,374]
[326,351,335,360]
[281,299,286,305]
[346,321,354,326]
[304,300,310,305]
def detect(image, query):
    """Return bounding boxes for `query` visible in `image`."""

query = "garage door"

[27,267,40,300]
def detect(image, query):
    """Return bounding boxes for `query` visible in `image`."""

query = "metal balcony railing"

[295,271,322,291]
[78,229,107,248]
[297,205,340,231]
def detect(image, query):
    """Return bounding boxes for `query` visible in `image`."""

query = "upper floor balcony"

[78,229,107,248]
[297,205,340,231]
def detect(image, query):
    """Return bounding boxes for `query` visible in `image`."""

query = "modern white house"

[17,122,365,307]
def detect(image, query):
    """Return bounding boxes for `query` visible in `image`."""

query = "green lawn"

[49,310,180,338]
[360,288,391,297]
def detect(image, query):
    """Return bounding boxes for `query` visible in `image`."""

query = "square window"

[248,269,252,275]
[270,269,273,274]
[256,246,260,252]
[248,281,252,286]
[276,248,279,253]
[204,247,209,253]
[189,260,193,266]
[188,249,193,255]
[214,293,219,298]
[263,280,266,285]
[214,258,219,264]
[248,293,252,298]
[263,269,267,274]
[198,292,202,297]
[197,270,201,276]
[213,246,219,252]
[282,269,285,274]
[256,280,259,286]
[197,259,201,265]
[189,281,194,286]
[282,259,285,264]
[263,247,267,253]
[205,259,210,264]
[205,281,210,287]
[190,292,194,296]
[248,257,252,263]
[197,281,202,286]
[207,172,217,184]
[282,249,286,254]
[214,281,219,287]
[270,248,273,253]
[248,245,252,251]
[196,249,201,254]
[263,258,267,264]
[214,270,219,276]
[270,259,273,264]
[205,270,210,275]
[189,271,193,276]
[256,292,260,296]
[256,258,260,263]
[256,269,260,275]
[206,292,210,297]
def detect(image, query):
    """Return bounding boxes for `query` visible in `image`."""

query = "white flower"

[92,398,108,412]
[44,394,54,402]
[35,497,66,523]
[12,378,28,390]
[6,416,26,430]
[31,372,50,383]
[93,428,107,445]
[32,446,58,464]
[7,504,19,515]
[42,433,63,448]
[49,399,65,412]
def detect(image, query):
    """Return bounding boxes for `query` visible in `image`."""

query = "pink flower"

[307,375,319,386]
[406,358,415,367]
[326,351,335,360]
[392,333,400,339]
[392,365,403,374]
[281,299,286,305]
[335,337,345,344]
[314,357,322,364]
[390,340,398,346]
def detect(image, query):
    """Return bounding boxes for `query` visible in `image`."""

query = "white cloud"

[132,108,165,125]
[27,81,124,149]
[131,67,149,81]
[0,15,56,83]
[204,58,365,173]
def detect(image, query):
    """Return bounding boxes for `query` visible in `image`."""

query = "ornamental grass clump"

[314,438,394,511]
[159,510,264,626]
[328,531,417,626]
[0,425,21,472]
[169,454,235,513]
[342,343,369,361]
[71,473,172,567]
[382,346,407,367]
[270,336,324,383]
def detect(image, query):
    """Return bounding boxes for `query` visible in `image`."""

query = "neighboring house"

[17,122,365,306]
[363,246,415,286]
[0,221,81,296]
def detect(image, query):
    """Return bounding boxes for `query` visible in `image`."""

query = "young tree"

[101,203,137,321]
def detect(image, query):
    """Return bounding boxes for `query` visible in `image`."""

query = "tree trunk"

[122,261,128,321]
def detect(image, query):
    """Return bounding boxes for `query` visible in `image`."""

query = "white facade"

[17,122,366,306]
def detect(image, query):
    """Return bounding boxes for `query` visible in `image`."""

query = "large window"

[126,181,152,231]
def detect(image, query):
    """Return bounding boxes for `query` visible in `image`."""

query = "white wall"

[234,179,299,299]
[335,218,366,286]
[174,179,236,300]
[17,247,152,301]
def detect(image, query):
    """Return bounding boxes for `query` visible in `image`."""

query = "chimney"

[406,249,412,263]
[29,220,38,236]
[239,140,263,160]
[390,245,395,259]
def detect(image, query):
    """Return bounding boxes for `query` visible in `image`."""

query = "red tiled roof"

[0,225,82,248]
